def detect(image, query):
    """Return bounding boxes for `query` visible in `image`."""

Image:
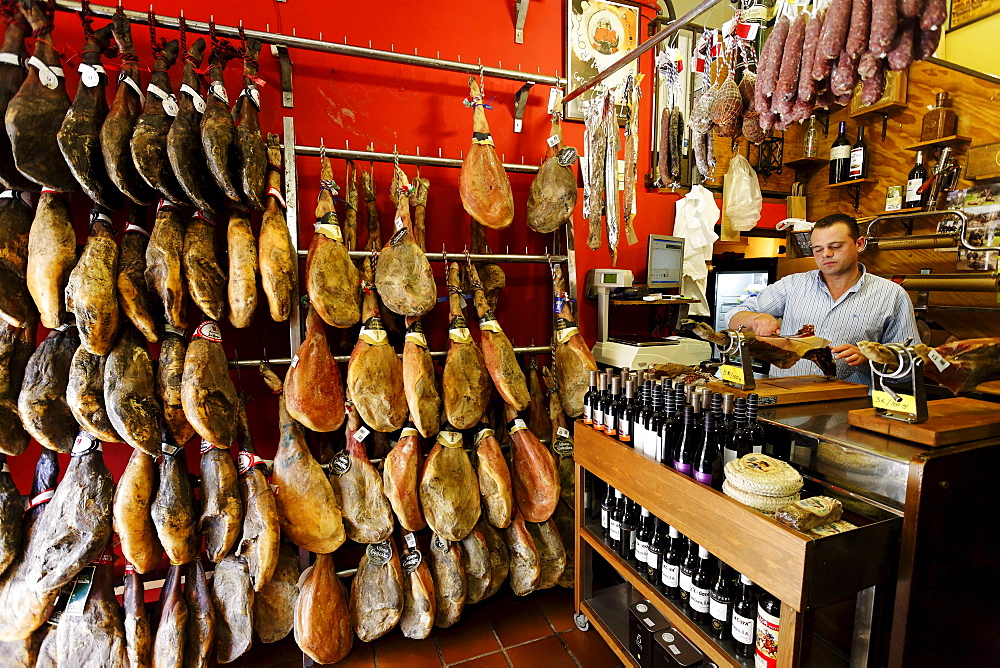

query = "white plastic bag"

[724,154,762,231]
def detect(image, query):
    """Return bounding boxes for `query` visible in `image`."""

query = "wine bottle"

[583,370,598,426]
[731,573,756,658]
[619,379,638,445]
[746,394,767,454]
[694,411,723,490]
[601,484,615,538]
[646,517,667,584]
[721,392,736,442]
[803,114,818,157]
[724,397,751,465]
[678,538,698,605]
[608,489,624,552]
[848,125,868,179]
[688,545,714,624]
[661,526,682,600]
[829,121,851,184]
[664,388,686,464]
[905,151,927,209]
[756,591,781,668]
[603,376,620,437]
[673,403,700,476]
[647,382,666,461]
[634,507,653,568]
[710,562,734,640]
[593,373,608,432]
[618,499,638,561]
[634,380,652,456]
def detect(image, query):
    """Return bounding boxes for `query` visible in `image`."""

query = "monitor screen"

[647,235,684,287]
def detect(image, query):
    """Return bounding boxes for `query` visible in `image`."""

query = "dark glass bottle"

[583,370,598,427]
[593,373,608,432]
[905,150,927,209]
[603,376,620,437]
[656,386,675,464]
[608,489,624,552]
[731,573,756,658]
[613,377,630,439]
[646,518,667,583]
[618,499,638,561]
[829,121,851,184]
[720,392,736,442]
[709,562,734,640]
[635,380,652,456]
[848,125,868,179]
[601,484,615,538]
[756,591,782,667]
[694,411,723,490]
[673,404,699,476]
[619,379,639,445]
[678,538,698,605]
[747,394,767,454]
[725,397,751,466]
[664,388,686,464]
[688,545,714,624]
[634,507,653,568]
[710,391,722,421]
[647,382,665,461]
[660,526,682,600]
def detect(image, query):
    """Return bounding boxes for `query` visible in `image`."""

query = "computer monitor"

[647,234,684,288]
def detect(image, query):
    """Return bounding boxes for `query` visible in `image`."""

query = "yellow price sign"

[872,390,917,414]
[721,364,745,385]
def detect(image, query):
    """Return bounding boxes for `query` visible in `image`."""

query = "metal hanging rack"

[228,345,554,369]
[292,144,540,174]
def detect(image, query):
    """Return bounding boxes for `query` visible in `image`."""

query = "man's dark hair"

[812,214,861,241]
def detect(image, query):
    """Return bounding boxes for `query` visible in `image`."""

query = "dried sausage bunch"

[754,0,947,130]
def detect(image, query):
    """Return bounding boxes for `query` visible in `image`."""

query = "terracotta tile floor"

[238,587,622,667]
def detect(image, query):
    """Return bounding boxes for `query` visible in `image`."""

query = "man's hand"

[749,313,781,337]
[831,344,866,366]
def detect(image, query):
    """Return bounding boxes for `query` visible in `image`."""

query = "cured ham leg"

[0,455,20,578]
[117,206,160,342]
[233,38,266,210]
[526,518,566,590]
[307,150,360,328]
[0,190,34,328]
[460,525,492,604]
[259,134,296,321]
[552,264,598,417]
[235,403,279,591]
[526,356,549,438]
[272,391,345,553]
[459,76,513,229]
[254,541,299,644]
[419,426,481,541]
[349,538,404,642]
[211,553,254,664]
[181,321,238,446]
[158,327,195,446]
[123,562,152,668]
[0,17,33,193]
[18,325,79,453]
[199,439,243,563]
[400,532,435,640]
[682,319,837,377]
[442,262,491,429]
[26,190,75,329]
[227,205,257,328]
[285,305,345,432]
[858,338,1000,395]
[152,563,187,667]
[374,166,436,316]
[104,327,161,456]
[294,552,352,664]
[473,420,513,529]
[428,534,466,628]
[506,403,559,523]
[66,209,120,355]
[467,261,529,409]
[504,508,541,596]
[151,436,198,566]
[346,258,406,432]
[383,422,427,532]
[183,210,227,321]
[480,518,510,599]
[184,559,215,668]
[0,320,33,456]
[328,403,394,543]
[527,115,578,234]
[469,219,505,313]
[200,43,241,202]
[543,366,575,508]
[403,317,441,438]
[145,200,188,329]
[113,449,162,573]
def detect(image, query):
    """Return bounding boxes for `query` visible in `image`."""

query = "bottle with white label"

[756,591,781,668]
[660,526,682,599]
[583,371,597,426]
[603,377,620,437]
[905,150,927,209]
[633,507,652,567]
[593,373,608,432]
[634,380,651,456]
[829,121,851,184]
[709,562,733,640]
[848,125,868,179]
[608,489,624,553]
[688,545,713,624]
[678,538,697,605]
[646,517,667,584]
[601,484,615,539]
[618,498,638,561]
[732,574,756,658]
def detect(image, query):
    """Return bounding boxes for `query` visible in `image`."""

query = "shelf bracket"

[514,0,529,44]
[878,112,889,141]
[815,108,830,137]
[513,81,533,133]
[847,183,863,211]
[272,44,293,108]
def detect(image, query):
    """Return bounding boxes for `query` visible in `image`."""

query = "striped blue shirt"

[727,264,919,385]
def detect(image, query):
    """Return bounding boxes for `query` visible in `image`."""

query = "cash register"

[588,235,711,369]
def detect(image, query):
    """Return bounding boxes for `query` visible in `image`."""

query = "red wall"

[10,1,786,490]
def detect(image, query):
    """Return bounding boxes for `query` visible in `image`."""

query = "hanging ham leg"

[527,115,578,233]
[145,200,188,329]
[152,563,187,668]
[480,518,510,599]
[383,421,427,532]
[117,206,160,342]
[181,320,238,446]
[123,562,152,668]
[0,16,33,193]
[552,264,598,416]
[235,402,279,591]
[211,553,254,664]
[682,319,837,377]
[26,190,75,329]
[198,439,244,563]
[527,518,566,590]
[227,205,257,328]
[403,317,441,438]
[459,76,513,229]
[151,436,199,566]
[0,319,33,456]
[329,402,394,543]
[294,552,352,664]
[233,38,266,210]
[442,262,491,429]
[400,532,435,640]
[460,525,492,604]
[428,534,466,628]
[467,261,529,409]
[113,449,162,573]
[349,538,404,642]
[254,541,299,644]
[184,559,215,668]
[346,257,406,432]
[183,210,227,321]
[0,454,20,578]
[506,403,559,523]
[504,508,541,596]
[0,190,34,329]
[473,420,513,529]
[104,327,161,456]
[285,305,345,431]
[66,210,120,355]
[543,366,575,508]
[419,426,481,541]
[259,134,296,321]
[17,325,80,453]
[158,326,195,446]
[200,42,241,202]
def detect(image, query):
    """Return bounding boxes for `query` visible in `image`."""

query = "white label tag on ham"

[400,427,419,438]
[72,432,99,455]
[237,451,267,475]
[473,428,495,445]
[479,319,503,333]
[449,327,472,344]
[0,53,20,67]
[353,426,371,443]
[359,321,388,346]
[547,86,560,114]
[315,222,343,242]
[394,216,404,231]
[180,82,206,113]
[193,321,223,342]
[404,330,428,348]
[200,439,229,454]
[29,56,62,89]
[927,348,951,371]
[555,325,580,344]
[437,430,463,448]
[404,532,418,549]
[78,63,103,87]
[161,442,182,457]
[547,134,561,147]
[25,489,54,511]
[210,81,229,103]
[509,418,528,434]
[367,540,392,565]
[557,426,571,439]
[290,354,299,368]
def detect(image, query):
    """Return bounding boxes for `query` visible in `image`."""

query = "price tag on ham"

[353,426,371,442]
[927,348,951,372]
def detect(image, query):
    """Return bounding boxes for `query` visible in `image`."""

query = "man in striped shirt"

[727,214,919,385]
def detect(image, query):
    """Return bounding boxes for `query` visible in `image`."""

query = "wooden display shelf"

[705,376,870,406]
[784,156,827,170]
[850,99,907,120]
[880,206,923,215]
[580,585,640,668]
[610,297,701,306]
[825,178,879,189]
[847,397,1000,446]
[581,525,751,668]
[574,425,901,613]
[905,135,972,151]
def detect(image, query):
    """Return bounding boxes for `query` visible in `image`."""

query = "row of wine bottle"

[582,368,767,490]
[601,488,780,665]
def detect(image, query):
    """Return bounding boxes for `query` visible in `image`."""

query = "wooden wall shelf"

[905,135,972,151]
[784,156,827,170]
[826,178,880,189]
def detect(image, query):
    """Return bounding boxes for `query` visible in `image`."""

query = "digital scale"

[587,267,711,369]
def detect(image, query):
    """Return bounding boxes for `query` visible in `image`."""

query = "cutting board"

[847,397,1000,446]
[705,375,869,406]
